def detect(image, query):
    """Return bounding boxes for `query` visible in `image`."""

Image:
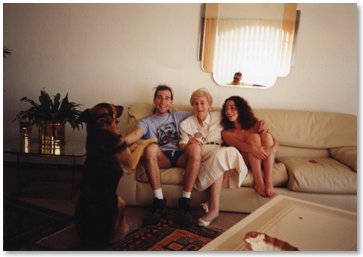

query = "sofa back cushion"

[276,145,329,159]
[126,103,357,149]
[254,109,356,148]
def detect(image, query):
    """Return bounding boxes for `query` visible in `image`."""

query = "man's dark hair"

[234,72,242,77]
[153,84,173,100]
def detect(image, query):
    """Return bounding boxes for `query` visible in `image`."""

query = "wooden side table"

[4,138,86,198]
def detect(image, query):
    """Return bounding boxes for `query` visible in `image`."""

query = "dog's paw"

[129,143,138,152]
[131,138,157,150]
[149,138,158,144]
[144,138,157,145]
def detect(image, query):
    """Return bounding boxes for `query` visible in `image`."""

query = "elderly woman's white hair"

[189,88,213,108]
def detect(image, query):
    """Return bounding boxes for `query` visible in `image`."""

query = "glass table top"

[4,138,86,157]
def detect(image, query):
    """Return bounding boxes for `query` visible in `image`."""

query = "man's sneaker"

[142,198,167,227]
[176,197,194,227]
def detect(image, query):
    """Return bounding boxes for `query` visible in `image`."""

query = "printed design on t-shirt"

[157,122,178,146]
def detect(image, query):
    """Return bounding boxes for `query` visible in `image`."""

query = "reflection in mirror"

[201,3,299,88]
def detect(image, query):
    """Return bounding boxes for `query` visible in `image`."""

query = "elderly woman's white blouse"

[179,112,223,146]
[179,111,248,191]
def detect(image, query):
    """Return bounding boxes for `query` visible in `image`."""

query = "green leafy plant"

[14,89,83,130]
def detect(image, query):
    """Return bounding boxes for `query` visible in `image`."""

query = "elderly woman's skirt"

[194,145,248,192]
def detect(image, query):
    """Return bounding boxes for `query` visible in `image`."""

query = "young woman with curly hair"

[221,96,278,197]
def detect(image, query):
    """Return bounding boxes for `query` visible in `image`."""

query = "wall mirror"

[200,3,299,88]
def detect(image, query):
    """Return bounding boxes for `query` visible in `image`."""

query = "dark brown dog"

[74,103,156,249]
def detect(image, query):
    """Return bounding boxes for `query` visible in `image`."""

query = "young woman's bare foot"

[265,184,277,197]
[254,184,267,197]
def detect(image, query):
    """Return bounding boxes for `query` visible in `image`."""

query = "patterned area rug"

[107,213,224,251]
[32,208,224,251]
[35,211,224,251]
[3,196,73,250]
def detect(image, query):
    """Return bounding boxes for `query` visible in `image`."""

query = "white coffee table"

[201,195,357,251]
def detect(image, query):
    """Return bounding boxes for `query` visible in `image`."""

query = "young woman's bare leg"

[261,133,276,197]
[247,134,266,197]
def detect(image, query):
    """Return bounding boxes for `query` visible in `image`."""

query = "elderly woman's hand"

[179,135,202,151]
[188,134,201,145]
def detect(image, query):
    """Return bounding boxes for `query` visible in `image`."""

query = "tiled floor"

[4,163,248,232]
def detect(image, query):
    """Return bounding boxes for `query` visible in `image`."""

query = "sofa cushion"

[276,145,329,159]
[136,162,288,188]
[241,162,288,187]
[136,165,185,185]
[279,157,356,194]
[329,146,357,172]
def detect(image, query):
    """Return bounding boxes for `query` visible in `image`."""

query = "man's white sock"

[154,188,164,199]
[182,191,191,199]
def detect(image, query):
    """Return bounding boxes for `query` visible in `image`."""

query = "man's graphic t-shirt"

[137,111,191,151]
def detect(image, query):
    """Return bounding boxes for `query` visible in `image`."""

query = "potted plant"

[14,89,83,146]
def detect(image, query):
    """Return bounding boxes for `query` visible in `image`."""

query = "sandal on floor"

[200,202,209,214]
[198,215,219,227]
[198,217,211,227]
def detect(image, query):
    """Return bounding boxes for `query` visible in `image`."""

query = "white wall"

[3,3,358,142]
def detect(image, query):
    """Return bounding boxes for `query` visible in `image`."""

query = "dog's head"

[79,103,124,132]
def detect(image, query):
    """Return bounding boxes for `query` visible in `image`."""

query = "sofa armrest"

[329,146,357,172]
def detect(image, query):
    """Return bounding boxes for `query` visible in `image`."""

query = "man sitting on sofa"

[125,84,199,227]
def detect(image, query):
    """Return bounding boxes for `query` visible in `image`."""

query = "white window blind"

[213,18,295,87]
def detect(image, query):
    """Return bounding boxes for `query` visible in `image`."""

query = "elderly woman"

[179,88,248,227]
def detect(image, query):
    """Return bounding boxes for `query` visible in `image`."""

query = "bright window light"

[213,19,296,87]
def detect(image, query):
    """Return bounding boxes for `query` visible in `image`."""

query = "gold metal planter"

[38,121,65,147]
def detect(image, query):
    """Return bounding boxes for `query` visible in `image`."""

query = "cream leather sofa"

[117,103,357,213]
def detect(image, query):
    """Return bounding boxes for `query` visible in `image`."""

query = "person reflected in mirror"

[221,96,279,197]
[230,72,242,86]
[179,88,248,227]
[227,72,267,87]
[125,84,200,227]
